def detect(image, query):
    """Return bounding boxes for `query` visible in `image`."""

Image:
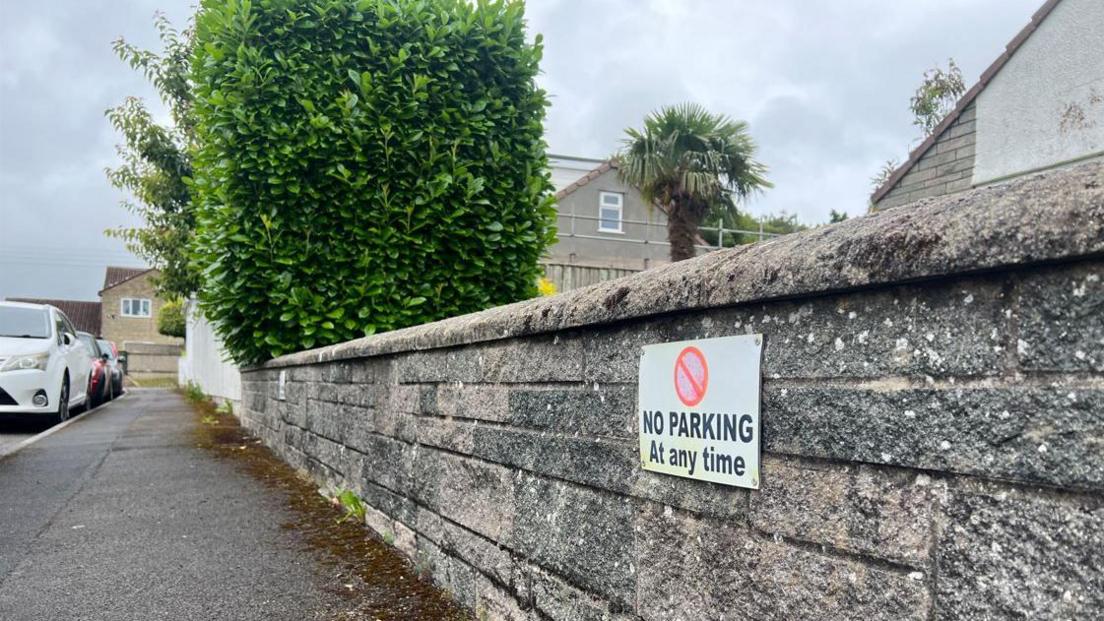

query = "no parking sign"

[638,334,763,489]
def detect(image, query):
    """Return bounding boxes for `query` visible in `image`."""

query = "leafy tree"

[190,0,556,365]
[909,58,966,136]
[157,299,186,338]
[617,103,770,261]
[828,209,848,224]
[105,14,199,299]
[870,59,966,203]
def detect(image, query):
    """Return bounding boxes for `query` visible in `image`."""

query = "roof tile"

[101,266,153,293]
[8,298,103,335]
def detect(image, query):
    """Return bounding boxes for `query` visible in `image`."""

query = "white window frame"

[121,298,152,318]
[598,191,624,233]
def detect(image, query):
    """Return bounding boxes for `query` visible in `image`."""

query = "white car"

[0,301,93,423]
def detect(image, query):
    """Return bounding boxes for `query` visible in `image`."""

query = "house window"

[598,192,623,233]
[121,298,152,318]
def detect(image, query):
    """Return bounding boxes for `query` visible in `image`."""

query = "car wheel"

[55,376,70,425]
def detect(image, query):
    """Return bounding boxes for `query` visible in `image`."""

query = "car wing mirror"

[63,333,74,346]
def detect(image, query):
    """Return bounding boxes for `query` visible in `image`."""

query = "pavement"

[0,389,345,620]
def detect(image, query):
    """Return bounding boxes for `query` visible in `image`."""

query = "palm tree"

[617,103,771,261]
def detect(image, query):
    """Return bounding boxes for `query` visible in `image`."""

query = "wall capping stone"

[259,160,1102,370]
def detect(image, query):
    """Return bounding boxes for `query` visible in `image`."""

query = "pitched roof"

[555,160,619,200]
[8,298,103,335]
[101,266,154,293]
[870,0,1064,204]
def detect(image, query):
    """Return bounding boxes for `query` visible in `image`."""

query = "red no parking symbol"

[673,346,708,407]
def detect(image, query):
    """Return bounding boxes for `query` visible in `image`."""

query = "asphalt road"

[0,389,345,620]
[0,398,105,454]
[0,426,38,453]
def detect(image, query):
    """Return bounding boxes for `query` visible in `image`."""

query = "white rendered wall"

[178,299,241,404]
[973,0,1104,184]
[548,155,604,192]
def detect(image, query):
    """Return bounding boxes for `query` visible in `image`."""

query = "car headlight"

[0,352,49,373]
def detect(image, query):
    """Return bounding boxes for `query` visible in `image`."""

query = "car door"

[55,311,89,404]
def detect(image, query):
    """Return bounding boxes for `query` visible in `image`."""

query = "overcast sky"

[0,0,1040,301]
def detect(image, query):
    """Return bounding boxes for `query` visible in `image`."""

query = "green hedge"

[191,0,555,365]
[157,298,187,338]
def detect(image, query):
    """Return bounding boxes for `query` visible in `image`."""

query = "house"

[545,155,724,291]
[98,267,181,348]
[5,267,182,378]
[6,298,102,335]
[98,266,182,378]
[547,155,690,291]
[549,158,671,271]
[871,0,1103,209]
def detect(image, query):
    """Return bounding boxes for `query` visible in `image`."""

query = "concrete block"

[1017,261,1104,373]
[414,506,524,597]
[353,433,415,493]
[397,348,484,384]
[507,385,636,439]
[764,384,1104,490]
[749,456,943,565]
[915,149,957,171]
[934,133,974,155]
[411,449,516,543]
[479,337,585,383]
[635,503,930,620]
[948,119,976,139]
[514,474,635,606]
[529,565,636,621]
[437,383,511,423]
[935,483,1104,619]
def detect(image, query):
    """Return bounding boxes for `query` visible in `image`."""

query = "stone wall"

[124,342,181,375]
[241,162,1103,620]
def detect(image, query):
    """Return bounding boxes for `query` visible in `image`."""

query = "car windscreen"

[96,339,116,360]
[78,333,101,356]
[0,307,51,338]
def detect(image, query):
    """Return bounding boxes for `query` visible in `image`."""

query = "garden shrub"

[157,298,187,338]
[191,0,556,364]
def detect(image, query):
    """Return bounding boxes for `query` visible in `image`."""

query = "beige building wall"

[100,270,183,348]
[550,167,671,270]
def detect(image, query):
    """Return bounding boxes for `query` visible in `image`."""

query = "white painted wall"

[178,299,241,404]
[549,154,605,191]
[974,0,1104,184]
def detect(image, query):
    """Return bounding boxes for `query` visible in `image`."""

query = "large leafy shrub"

[157,298,187,338]
[191,0,555,365]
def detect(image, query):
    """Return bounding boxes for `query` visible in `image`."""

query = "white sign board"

[637,334,763,489]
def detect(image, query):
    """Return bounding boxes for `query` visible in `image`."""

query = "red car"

[96,338,124,397]
[77,332,112,407]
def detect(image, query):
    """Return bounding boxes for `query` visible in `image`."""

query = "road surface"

[0,425,38,453]
[0,389,346,620]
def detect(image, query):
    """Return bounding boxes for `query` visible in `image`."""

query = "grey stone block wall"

[240,163,1103,620]
[877,102,977,209]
